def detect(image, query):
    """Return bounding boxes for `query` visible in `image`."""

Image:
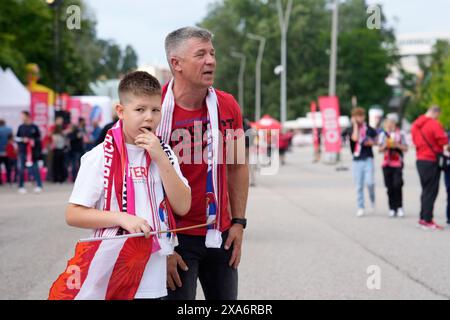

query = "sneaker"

[417,219,427,228]
[422,221,444,231]
[18,188,27,194]
[397,208,405,218]
[33,187,42,194]
[356,209,365,217]
[389,210,396,218]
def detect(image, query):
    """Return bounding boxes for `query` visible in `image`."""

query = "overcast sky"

[88,0,450,67]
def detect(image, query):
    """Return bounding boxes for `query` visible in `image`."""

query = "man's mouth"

[203,71,214,76]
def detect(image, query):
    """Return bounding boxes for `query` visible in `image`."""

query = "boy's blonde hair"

[118,71,161,104]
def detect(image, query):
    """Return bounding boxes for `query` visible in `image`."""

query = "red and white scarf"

[158,79,223,248]
[98,120,178,253]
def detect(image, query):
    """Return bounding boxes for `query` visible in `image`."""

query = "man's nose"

[205,53,216,66]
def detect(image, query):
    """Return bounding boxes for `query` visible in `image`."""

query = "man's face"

[22,113,30,123]
[173,38,216,88]
[116,94,162,144]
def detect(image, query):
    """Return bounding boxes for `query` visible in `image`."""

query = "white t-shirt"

[69,142,189,299]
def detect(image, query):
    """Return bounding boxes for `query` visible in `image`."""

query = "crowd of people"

[0,112,109,194]
[342,105,450,230]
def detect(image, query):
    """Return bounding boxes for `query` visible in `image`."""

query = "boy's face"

[355,115,365,125]
[116,94,162,144]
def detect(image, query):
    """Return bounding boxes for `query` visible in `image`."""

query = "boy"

[50,71,191,300]
[378,117,408,218]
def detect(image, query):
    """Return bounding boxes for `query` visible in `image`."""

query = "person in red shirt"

[163,27,249,300]
[6,134,18,183]
[411,105,449,230]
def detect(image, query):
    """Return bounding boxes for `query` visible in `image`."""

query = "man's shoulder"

[214,89,238,106]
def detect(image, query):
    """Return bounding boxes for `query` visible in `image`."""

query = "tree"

[199,0,396,120]
[0,0,139,95]
[121,45,138,74]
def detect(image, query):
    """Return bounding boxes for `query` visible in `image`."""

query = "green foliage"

[0,0,139,95]
[199,0,396,120]
[405,40,450,127]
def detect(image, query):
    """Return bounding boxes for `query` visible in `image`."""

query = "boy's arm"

[154,155,191,216]
[66,204,153,237]
[135,129,191,216]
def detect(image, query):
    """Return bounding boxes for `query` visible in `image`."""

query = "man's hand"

[167,252,188,291]
[224,224,244,269]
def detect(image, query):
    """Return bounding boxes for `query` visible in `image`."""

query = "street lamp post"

[329,0,339,96]
[46,0,62,94]
[247,33,266,122]
[231,51,246,115]
[277,0,293,125]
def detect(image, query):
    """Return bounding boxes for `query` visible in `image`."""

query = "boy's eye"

[153,109,161,113]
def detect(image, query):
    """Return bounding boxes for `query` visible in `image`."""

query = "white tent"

[0,67,30,131]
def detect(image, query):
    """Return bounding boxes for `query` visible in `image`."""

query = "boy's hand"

[116,213,152,238]
[167,252,189,291]
[135,128,165,162]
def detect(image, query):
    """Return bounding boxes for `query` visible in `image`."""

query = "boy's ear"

[115,104,124,119]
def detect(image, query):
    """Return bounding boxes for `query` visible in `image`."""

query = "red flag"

[48,237,154,300]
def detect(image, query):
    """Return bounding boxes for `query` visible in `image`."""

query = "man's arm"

[225,133,249,269]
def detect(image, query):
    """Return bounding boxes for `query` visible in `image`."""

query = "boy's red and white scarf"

[353,123,367,157]
[157,79,223,248]
[98,120,178,254]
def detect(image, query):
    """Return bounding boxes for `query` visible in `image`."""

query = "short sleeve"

[69,144,104,208]
[161,142,190,190]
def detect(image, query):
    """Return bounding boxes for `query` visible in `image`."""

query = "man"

[411,105,448,230]
[343,107,377,217]
[16,111,43,194]
[162,27,249,300]
[0,119,13,185]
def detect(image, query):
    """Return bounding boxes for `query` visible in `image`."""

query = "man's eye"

[136,109,144,112]
[153,109,161,113]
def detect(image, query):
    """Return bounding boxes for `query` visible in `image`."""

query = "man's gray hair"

[165,26,213,62]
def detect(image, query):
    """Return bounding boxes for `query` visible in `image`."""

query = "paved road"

[1,146,449,299]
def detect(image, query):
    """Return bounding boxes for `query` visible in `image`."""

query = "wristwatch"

[231,218,247,229]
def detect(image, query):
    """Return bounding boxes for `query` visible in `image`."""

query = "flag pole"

[78,221,216,243]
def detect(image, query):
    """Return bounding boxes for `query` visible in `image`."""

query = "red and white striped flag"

[48,236,155,300]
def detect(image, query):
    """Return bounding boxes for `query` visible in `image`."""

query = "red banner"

[69,98,82,124]
[30,92,49,139]
[318,96,341,153]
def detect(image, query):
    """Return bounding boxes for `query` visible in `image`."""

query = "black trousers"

[52,149,66,183]
[382,166,403,211]
[417,160,441,222]
[165,230,238,300]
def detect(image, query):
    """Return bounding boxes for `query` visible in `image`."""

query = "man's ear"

[115,104,124,119]
[170,56,182,72]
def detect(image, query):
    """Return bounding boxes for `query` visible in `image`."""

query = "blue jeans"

[445,169,450,223]
[352,158,375,209]
[18,152,42,188]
